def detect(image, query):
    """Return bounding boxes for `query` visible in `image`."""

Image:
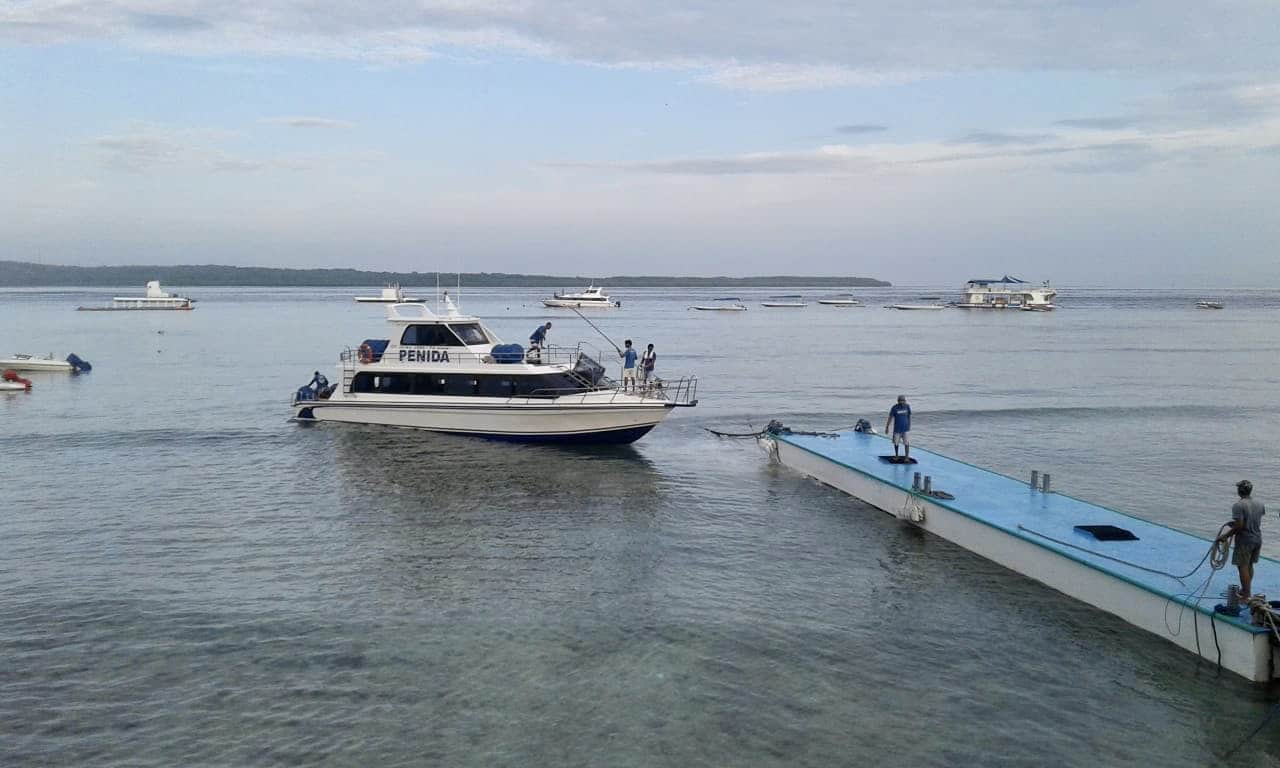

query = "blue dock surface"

[778,430,1274,634]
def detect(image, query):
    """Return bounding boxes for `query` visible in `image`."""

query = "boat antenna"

[456,271,461,312]
[570,307,623,357]
[435,271,440,312]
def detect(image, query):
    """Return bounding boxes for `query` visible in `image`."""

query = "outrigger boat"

[886,303,946,311]
[818,295,863,306]
[292,295,697,443]
[761,295,807,308]
[542,285,620,309]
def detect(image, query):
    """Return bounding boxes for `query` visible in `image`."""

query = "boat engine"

[65,353,92,373]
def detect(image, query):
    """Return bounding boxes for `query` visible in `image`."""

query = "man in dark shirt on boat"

[1218,480,1266,599]
[529,322,552,362]
[886,395,911,462]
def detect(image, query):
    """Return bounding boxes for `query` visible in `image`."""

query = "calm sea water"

[3,285,1280,766]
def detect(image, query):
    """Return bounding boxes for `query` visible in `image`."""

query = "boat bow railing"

[525,375,698,406]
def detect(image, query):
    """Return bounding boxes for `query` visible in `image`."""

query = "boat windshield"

[448,323,490,345]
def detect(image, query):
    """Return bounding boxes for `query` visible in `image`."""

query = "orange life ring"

[357,343,373,364]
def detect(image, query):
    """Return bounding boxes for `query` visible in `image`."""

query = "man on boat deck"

[1218,480,1266,599]
[529,322,552,360]
[620,339,638,392]
[886,395,911,462]
[640,344,656,389]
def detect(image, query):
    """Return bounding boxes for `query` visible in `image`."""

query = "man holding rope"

[1217,480,1266,599]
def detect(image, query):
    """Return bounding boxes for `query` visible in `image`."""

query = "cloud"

[1053,117,1141,131]
[838,124,889,135]
[949,131,1054,146]
[264,116,353,129]
[3,2,1278,91]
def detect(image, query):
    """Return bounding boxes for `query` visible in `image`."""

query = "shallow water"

[3,285,1279,766]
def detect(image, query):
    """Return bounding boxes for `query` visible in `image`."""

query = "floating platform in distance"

[763,427,1279,682]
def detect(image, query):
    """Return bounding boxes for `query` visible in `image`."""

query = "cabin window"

[447,323,490,345]
[400,324,465,346]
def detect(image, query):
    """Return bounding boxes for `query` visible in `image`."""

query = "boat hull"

[0,358,73,372]
[541,299,616,308]
[294,396,673,443]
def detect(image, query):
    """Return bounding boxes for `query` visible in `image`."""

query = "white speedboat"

[1195,300,1224,310]
[761,295,807,308]
[1,370,32,391]
[0,353,92,372]
[542,285,620,309]
[78,281,194,311]
[691,298,747,311]
[817,295,862,306]
[292,296,697,443]
[952,276,1056,310]
[355,284,420,303]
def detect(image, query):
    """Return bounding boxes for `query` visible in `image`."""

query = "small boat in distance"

[886,304,946,311]
[818,295,863,306]
[355,284,420,303]
[78,281,194,311]
[691,298,747,311]
[761,297,807,308]
[0,370,32,391]
[542,285,620,309]
[953,276,1056,311]
[0,353,92,373]
[1195,300,1225,309]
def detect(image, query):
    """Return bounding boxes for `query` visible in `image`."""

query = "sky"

[2,2,1279,286]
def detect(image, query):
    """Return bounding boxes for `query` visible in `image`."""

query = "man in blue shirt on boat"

[620,339,638,392]
[886,395,911,462]
[1218,480,1266,599]
[528,322,551,362]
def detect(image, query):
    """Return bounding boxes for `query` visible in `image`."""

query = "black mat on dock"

[878,455,918,464]
[1074,524,1139,541]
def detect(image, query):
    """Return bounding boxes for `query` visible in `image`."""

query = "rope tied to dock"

[1017,523,1230,585]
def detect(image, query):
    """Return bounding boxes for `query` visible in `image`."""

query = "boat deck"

[776,429,1274,635]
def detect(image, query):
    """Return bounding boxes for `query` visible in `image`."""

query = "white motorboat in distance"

[0,353,92,373]
[761,295,807,308]
[1195,300,1225,309]
[542,285,620,308]
[355,284,420,303]
[817,295,863,306]
[886,304,946,311]
[78,281,194,311]
[953,276,1056,310]
[691,298,747,311]
[292,296,697,443]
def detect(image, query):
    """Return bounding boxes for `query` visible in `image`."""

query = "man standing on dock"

[886,395,911,462]
[1218,480,1265,599]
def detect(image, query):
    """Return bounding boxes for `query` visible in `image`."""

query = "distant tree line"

[0,260,890,288]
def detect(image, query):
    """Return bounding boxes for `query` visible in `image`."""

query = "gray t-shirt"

[1232,497,1266,549]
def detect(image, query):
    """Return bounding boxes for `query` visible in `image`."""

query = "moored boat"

[355,284,420,303]
[952,276,1056,310]
[886,304,946,311]
[78,281,194,311]
[542,285,620,309]
[691,298,747,311]
[291,296,697,443]
[817,295,863,306]
[0,353,91,373]
[0,370,32,391]
[1195,300,1225,310]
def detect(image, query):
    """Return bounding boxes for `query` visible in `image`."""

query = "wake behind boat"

[292,296,696,443]
[542,285,620,308]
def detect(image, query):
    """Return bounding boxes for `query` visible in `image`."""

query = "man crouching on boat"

[1217,480,1266,599]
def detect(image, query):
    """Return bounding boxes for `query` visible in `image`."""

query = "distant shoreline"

[0,260,890,288]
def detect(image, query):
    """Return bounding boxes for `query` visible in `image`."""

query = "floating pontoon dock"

[763,427,1279,682]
